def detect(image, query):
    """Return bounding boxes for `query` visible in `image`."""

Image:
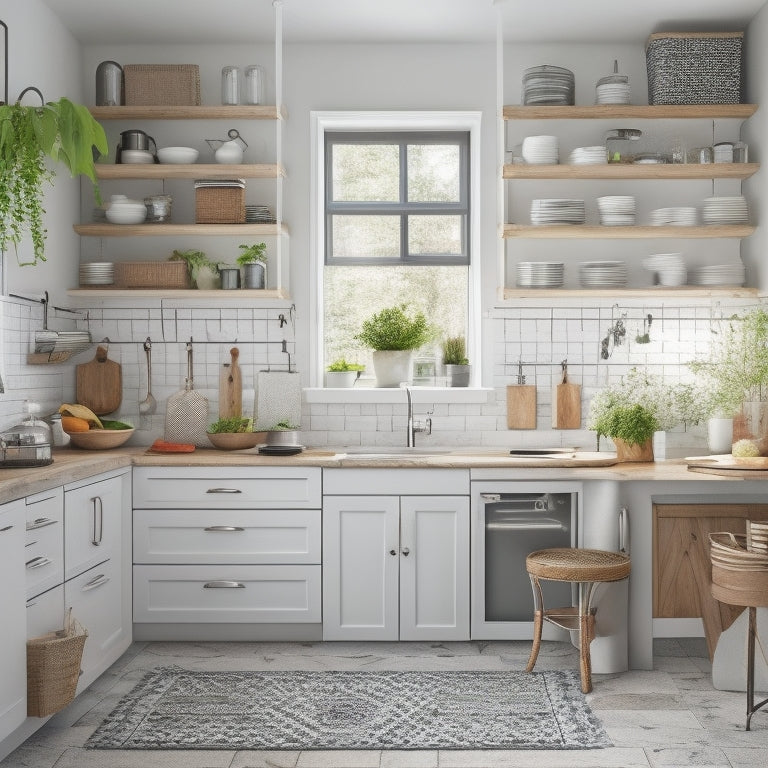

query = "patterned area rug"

[86,666,611,750]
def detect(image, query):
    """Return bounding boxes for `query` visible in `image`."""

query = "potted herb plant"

[169,249,220,289]
[0,96,108,265]
[354,304,431,387]
[237,242,268,289]
[442,335,470,387]
[326,358,365,388]
[265,420,300,446]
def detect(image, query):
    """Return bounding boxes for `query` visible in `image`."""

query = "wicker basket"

[195,186,246,224]
[124,64,201,106]
[710,531,768,608]
[646,32,743,105]
[114,261,190,289]
[27,611,88,717]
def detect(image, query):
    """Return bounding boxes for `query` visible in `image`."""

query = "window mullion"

[400,142,408,262]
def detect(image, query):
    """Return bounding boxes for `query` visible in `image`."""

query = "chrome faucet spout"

[405,386,432,447]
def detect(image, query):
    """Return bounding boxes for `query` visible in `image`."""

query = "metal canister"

[95,61,123,106]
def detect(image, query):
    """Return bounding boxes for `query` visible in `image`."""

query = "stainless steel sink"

[341,447,457,457]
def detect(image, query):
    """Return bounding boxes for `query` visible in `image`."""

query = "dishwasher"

[471,481,579,640]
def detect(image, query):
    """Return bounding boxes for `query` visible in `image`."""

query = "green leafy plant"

[355,304,431,351]
[236,242,268,266]
[689,308,768,418]
[442,335,469,365]
[270,420,299,430]
[169,249,220,287]
[208,417,252,434]
[0,97,108,265]
[327,358,365,372]
[591,403,659,447]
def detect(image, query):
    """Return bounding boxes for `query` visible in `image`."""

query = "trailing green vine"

[0,97,107,265]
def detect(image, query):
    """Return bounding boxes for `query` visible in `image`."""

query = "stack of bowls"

[521,135,559,164]
[642,253,687,286]
[105,195,147,225]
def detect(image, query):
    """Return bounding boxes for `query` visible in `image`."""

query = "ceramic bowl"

[106,204,147,224]
[68,427,135,450]
[119,149,155,164]
[157,146,199,164]
[206,431,265,450]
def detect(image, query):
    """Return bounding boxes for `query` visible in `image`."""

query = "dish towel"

[254,371,302,431]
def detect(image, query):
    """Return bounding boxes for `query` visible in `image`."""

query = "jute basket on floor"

[27,609,88,717]
[710,530,768,608]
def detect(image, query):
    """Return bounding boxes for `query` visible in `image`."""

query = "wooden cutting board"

[552,368,581,429]
[76,345,122,415]
[506,384,537,429]
[218,347,243,419]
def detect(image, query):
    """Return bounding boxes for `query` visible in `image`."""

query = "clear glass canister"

[221,66,241,105]
[244,65,264,105]
[144,194,172,223]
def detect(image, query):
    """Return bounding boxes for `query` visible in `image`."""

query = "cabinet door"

[323,496,399,641]
[64,474,123,580]
[399,496,470,641]
[0,500,27,741]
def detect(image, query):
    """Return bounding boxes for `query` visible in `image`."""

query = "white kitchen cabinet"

[0,499,27,742]
[24,488,64,600]
[323,494,470,641]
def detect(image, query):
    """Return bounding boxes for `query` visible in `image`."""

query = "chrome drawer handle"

[83,573,110,590]
[0,525,13,533]
[91,496,104,546]
[26,556,52,569]
[203,580,245,589]
[486,521,566,531]
[206,488,243,494]
[203,526,245,532]
[26,517,57,531]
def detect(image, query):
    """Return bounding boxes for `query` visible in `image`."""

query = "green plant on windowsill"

[441,335,469,365]
[0,96,108,265]
[327,358,365,372]
[355,304,432,351]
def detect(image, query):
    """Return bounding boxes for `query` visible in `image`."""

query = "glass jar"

[244,65,264,105]
[144,194,172,223]
[221,66,241,105]
[95,60,123,106]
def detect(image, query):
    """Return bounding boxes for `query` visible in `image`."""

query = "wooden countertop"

[0,447,759,505]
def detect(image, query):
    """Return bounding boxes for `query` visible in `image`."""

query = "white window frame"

[309,110,483,393]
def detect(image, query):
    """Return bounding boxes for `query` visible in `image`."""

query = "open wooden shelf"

[500,286,759,300]
[503,104,758,120]
[89,105,285,120]
[502,224,755,239]
[74,223,288,237]
[67,288,290,299]
[94,163,285,180]
[503,163,759,180]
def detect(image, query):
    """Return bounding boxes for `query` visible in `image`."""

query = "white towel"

[254,371,301,430]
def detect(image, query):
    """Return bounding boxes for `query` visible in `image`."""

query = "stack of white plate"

[522,65,575,105]
[79,262,114,286]
[516,262,565,288]
[530,199,586,225]
[578,261,628,288]
[521,135,559,164]
[568,146,608,165]
[596,82,631,104]
[642,253,686,286]
[650,207,698,226]
[688,263,746,286]
[701,196,749,225]
[597,195,636,226]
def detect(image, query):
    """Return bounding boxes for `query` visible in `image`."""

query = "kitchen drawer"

[65,474,123,580]
[133,508,321,564]
[133,564,321,623]
[133,467,322,509]
[25,489,64,599]
[27,584,64,638]
[64,558,124,690]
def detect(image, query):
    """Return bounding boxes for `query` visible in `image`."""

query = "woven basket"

[114,261,190,289]
[196,187,246,224]
[646,32,743,105]
[124,64,201,106]
[709,531,768,608]
[27,612,88,717]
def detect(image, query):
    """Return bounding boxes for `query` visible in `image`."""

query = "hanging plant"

[0,96,108,265]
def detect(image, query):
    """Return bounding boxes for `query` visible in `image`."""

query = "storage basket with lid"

[194,179,246,224]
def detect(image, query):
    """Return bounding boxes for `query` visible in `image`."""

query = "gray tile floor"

[2,638,766,768]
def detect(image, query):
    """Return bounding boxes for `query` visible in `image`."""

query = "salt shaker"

[221,66,241,105]
[244,65,264,105]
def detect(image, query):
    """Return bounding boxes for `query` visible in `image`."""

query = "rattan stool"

[525,547,631,694]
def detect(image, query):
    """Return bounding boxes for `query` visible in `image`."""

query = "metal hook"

[278,313,287,327]
[16,86,45,105]
[516,360,526,385]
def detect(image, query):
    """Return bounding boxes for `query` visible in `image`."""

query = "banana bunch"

[59,404,103,431]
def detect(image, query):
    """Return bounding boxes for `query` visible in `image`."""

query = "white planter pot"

[325,370,361,388]
[708,417,734,454]
[445,363,471,387]
[372,350,413,388]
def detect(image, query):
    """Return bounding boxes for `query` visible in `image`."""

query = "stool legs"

[578,581,597,694]
[746,606,768,731]
[525,575,544,673]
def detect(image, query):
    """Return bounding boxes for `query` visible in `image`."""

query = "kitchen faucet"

[405,386,432,447]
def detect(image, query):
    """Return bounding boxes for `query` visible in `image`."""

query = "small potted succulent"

[237,242,268,289]
[442,335,470,387]
[326,358,365,388]
[355,304,432,387]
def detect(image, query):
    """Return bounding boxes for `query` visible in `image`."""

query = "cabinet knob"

[389,549,397,556]
[401,547,410,556]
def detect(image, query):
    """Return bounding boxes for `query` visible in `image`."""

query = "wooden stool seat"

[525,547,631,694]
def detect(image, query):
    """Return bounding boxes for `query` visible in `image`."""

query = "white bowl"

[119,149,155,164]
[106,205,147,225]
[157,146,199,164]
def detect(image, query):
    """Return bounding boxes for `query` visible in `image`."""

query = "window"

[311,112,481,388]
